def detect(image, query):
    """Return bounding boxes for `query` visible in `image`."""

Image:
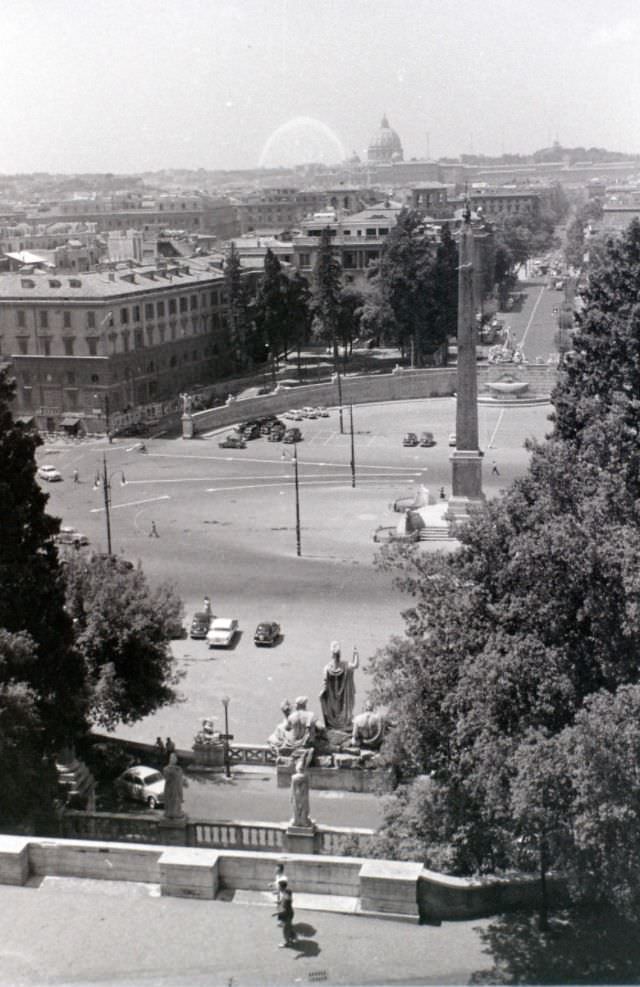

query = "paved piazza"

[39,392,552,749]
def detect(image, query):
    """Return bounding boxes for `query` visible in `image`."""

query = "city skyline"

[2,0,640,173]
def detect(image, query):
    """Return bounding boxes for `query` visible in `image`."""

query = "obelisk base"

[446,450,485,525]
[158,815,188,846]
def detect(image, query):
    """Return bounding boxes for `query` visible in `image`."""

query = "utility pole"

[335,363,344,434]
[99,455,112,556]
[349,404,356,488]
[293,441,301,557]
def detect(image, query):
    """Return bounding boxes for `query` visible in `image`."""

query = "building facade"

[0,260,237,432]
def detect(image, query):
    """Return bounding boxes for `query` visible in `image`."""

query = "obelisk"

[446,203,485,524]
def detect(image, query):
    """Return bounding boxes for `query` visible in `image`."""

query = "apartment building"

[0,260,234,432]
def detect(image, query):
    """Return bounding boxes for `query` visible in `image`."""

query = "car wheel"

[147,796,157,809]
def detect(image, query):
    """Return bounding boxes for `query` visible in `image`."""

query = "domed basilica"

[367,114,404,164]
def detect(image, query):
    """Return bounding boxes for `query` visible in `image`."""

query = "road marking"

[520,286,545,347]
[205,476,419,493]
[488,409,505,450]
[90,494,170,513]
[149,452,420,472]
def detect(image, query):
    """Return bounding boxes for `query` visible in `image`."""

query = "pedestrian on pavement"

[149,521,159,538]
[271,861,288,898]
[165,737,176,759]
[273,878,296,947]
[439,486,446,500]
[154,737,165,763]
[491,461,500,476]
[73,469,79,484]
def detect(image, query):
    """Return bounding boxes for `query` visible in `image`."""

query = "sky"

[2,0,640,173]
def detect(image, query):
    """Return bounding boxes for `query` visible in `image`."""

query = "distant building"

[367,115,403,164]
[235,188,324,235]
[291,204,402,284]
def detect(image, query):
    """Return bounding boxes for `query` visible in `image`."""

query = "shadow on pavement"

[290,922,321,960]
[470,907,640,985]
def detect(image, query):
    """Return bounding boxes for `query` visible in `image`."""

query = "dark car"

[260,417,280,436]
[219,434,247,449]
[254,621,281,646]
[419,431,436,447]
[190,611,212,639]
[268,422,286,442]
[241,422,261,440]
[402,432,419,447]
[283,427,302,444]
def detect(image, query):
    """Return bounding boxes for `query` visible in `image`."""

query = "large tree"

[368,220,640,907]
[0,371,87,746]
[64,554,183,730]
[312,227,343,361]
[224,243,255,371]
[253,248,289,379]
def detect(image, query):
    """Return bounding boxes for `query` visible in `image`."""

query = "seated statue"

[352,700,386,751]
[268,697,316,767]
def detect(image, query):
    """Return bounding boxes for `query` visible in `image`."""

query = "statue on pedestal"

[268,697,316,767]
[320,641,359,732]
[352,700,386,751]
[180,392,193,416]
[163,753,187,820]
[268,699,293,752]
[290,757,312,828]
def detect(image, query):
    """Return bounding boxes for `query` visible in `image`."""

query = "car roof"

[192,611,209,620]
[211,617,234,628]
[126,765,159,778]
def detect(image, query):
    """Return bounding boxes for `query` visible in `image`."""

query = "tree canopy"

[369,220,640,916]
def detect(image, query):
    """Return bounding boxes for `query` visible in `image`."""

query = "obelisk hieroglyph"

[446,203,486,523]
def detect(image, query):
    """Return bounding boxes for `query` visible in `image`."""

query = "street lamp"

[220,696,232,778]
[349,404,356,488]
[334,363,344,434]
[93,454,126,556]
[292,441,302,557]
[93,391,112,441]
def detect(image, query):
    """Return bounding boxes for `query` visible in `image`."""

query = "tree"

[312,227,343,361]
[0,370,86,746]
[432,223,458,342]
[337,284,365,357]
[285,272,312,379]
[224,243,254,371]
[253,249,289,382]
[64,554,183,730]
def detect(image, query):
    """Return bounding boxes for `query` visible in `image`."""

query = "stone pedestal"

[359,859,423,917]
[446,449,485,524]
[181,415,194,439]
[158,815,188,846]
[285,823,317,855]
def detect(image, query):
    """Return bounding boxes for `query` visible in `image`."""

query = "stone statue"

[268,699,293,752]
[320,641,359,732]
[290,757,311,828]
[180,392,193,416]
[163,752,187,819]
[352,700,386,751]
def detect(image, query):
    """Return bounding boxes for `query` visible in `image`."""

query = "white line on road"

[488,409,505,451]
[90,494,171,513]
[205,477,420,493]
[149,452,420,472]
[520,286,545,348]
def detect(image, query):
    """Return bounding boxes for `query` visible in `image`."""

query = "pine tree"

[312,227,343,361]
[253,249,289,380]
[224,244,254,371]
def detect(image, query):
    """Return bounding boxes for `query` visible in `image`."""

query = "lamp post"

[93,454,126,556]
[349,404,356,488]
[335,363,344,434]
[293,441,302,557]
[94,391,111,441]
[221,696,232,778]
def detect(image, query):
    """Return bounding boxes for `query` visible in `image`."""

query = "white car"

[114,765,165,809]
[38,464,62,482]
[56,526,89,547]
[448,433,457,447]
[302,407,318,418]
[285,409,304,421]
[207,617,239,648]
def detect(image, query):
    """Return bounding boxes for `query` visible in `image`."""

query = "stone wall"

[188,364,558,437]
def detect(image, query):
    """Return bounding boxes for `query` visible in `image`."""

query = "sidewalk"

[1,879,493,986]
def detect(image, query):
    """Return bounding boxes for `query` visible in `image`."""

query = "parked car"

[448,432,457,446]
[219,434,247,449]
[268,422,286,442]
[419,431,436,447]
[402,433,418,447]
[259,417,281,436]
[283,427,302,444]
[56,526,89,547]
[38,464,62,482]
[207,617,239,648]
[190,611,213,639]
[302,407,318,418]
[241,422,261,440]
[316,407,330,417]
[254,621,281,646]
[285,409,304,421]
[115,765,165,809]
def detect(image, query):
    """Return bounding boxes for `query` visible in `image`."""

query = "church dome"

[367,114,403,164]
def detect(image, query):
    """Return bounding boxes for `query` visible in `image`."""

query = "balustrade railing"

[228,743,276,765]
[62,810,161,844]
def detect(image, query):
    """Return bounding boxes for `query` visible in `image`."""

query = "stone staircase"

[418,525,455,542]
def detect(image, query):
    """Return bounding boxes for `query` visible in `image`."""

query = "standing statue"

[290,757,311,828]
[163,752,187,819]
[180,392,193,416]
[320,641,359,731]
[352,699,386,750]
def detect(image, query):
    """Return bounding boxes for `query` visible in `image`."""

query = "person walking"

[73,469,79,484]
[271,861,288,899]
[149,521,159,538]
[154,737,166,764]
[491,461,500,476]
[273,878,296,947]
[165,737,176,759]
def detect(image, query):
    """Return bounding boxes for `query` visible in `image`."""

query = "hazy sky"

[3,0,640,173]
